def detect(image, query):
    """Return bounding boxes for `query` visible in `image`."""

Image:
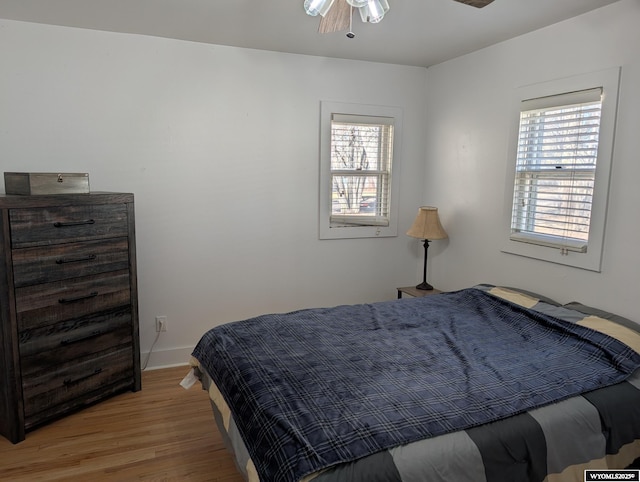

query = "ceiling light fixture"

[304,0,390,37]
[304,0,495,36]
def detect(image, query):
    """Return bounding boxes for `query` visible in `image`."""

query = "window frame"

[319,101,403,240]
[501,67,621,271]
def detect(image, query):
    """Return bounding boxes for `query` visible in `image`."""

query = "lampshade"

[406,206,448,241]
[304,0,336,17]
[358,0,390,23]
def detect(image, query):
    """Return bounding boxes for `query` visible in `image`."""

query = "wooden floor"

[0,366,245,481]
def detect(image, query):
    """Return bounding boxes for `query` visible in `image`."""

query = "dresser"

[0,192,141,443]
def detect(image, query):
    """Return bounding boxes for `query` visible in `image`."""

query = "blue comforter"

[192,288,640,482]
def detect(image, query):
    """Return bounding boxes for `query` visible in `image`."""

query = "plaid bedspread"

[192,288,640,482]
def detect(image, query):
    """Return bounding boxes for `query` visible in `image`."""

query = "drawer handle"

[58,291,99,304]
[60,330,103,345]
[63,368,103,386]
[53,219,95,228]
[56,254,97,264]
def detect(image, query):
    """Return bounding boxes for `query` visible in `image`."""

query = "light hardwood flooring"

[0,366,245,481]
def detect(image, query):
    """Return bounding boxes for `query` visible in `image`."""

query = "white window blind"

[510,87,603,253]
[329,114,394,227]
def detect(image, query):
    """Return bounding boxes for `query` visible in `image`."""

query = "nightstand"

[397,286,442,299]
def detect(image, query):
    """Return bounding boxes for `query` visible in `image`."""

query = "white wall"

[5,1,637,369]
[424,0,640,322]
[0,20,428,367]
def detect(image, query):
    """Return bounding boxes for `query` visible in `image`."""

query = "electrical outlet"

[155,316,167,332]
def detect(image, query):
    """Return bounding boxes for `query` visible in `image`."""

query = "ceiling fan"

[304,0,495,35]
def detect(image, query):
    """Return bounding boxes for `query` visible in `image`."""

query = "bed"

[189,285,640,482]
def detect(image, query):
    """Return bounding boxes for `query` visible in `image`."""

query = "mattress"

[190,285,640,482]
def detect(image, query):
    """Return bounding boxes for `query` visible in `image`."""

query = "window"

[502,68,620,271]
[319,102,402,239]
[330,114,393,227]
[511,88,602,252]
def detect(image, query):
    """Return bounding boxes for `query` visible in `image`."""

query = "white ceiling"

[0,0,621,67]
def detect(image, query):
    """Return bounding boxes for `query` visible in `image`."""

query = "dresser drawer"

[19,307,133,376]
[22,346,134,423]
[16,270,131,331]
[12,237,130,288]
[9,203,129,248]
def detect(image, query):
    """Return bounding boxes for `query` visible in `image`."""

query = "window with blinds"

[510,88,603,253]
[502,67,620,272]
[319,101,402,240]
[329,114,394,227]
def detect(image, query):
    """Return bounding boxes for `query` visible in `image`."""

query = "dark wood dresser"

[0,192,141,443]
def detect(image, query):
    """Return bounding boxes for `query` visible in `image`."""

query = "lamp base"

[415,281,434,291]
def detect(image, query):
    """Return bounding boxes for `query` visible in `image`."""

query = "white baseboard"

[141,346,194,371]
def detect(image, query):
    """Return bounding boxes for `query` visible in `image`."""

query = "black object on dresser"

[0,192,141,443]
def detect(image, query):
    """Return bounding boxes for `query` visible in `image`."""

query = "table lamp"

[406,206,448,290]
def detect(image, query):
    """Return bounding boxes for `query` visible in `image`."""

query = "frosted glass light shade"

[358,0,389,23]
[346,0,368,7]
[304,0,336,16]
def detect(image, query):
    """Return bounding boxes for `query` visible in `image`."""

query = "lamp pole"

[416,239,433,290]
